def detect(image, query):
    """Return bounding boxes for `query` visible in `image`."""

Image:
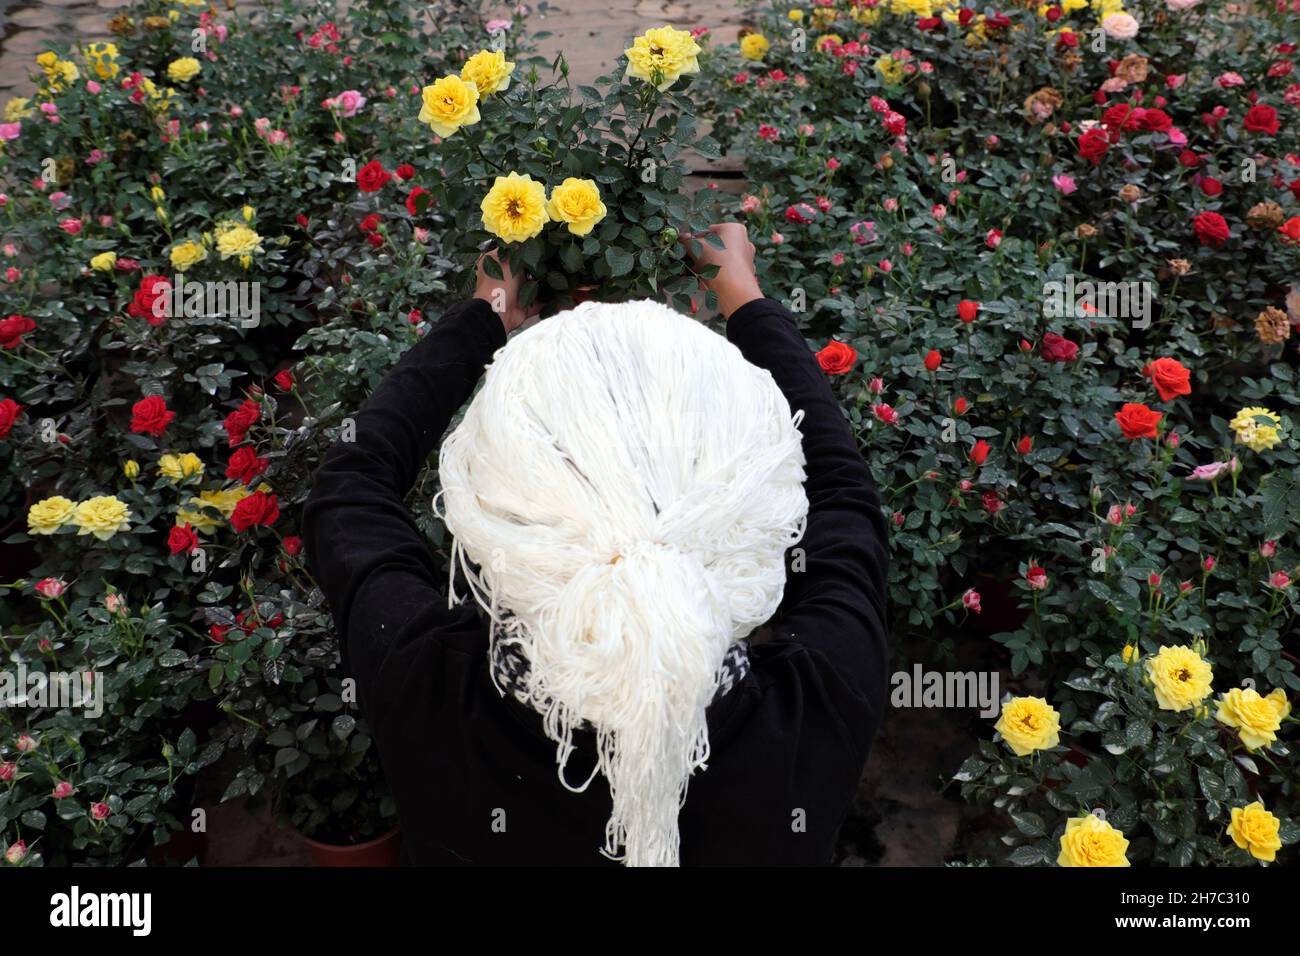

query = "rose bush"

[696,0,1299,863]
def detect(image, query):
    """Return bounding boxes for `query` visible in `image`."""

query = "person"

[302,223,890,866]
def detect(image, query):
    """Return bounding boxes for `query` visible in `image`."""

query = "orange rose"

[816,340,857,375]
[1115,402,1162,439]
[1144,357,1191,402]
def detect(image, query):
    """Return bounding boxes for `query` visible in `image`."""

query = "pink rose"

[35,577,66,598]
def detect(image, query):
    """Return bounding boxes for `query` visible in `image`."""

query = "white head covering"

[435,299,808,866]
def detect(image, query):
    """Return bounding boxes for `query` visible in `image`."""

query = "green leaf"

[605,246,634,277]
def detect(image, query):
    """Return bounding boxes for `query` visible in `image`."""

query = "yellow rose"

[461,49,515,97]
[480,172,549,243]
[1227,802,1282,863]
[123,460,140,480]
[1058,814,1131,867]
[242,205,255,222]
[740,33,770,61]
[545,178,607,237]
[1229,406,1284,452]
[418,75,481,138]
[994,696,1060,756]
[178,487,249,531]
[85,42,120,80]
[1062,0,1089,10]
[1216,687,1291,750]
[170,240,207,272]
[624,26,701,91]
[150,186,166,203]
[72,495,132,541]
[1121,644,1139,664]
[27,496,77,535]
[788,9,804,21]
[158,452,205,482]
[166,57,201,83]
[216,224,263,259]
[874,53,904,83]
[90,252,117,272]
[4,97,33,121]
[812,7,837,29]
[1146,644,1213,712]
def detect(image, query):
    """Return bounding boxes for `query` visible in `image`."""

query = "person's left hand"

[474,250,540,334]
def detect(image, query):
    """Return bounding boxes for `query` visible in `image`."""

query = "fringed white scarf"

[435,299,808,866]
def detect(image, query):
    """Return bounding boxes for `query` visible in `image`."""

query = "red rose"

[1179,150,1201,168]
[1290,179,1300,202]
[1077,128,1111,164]
[126,275,173,326]
[981,490,1003,515]
[209,624,229,643]
[1243,104,1280,135]
[958,7,975,24]
[1016,435,1033,455]
[1192,210,1230,246]
[0,398,22,439]
[230,491,280,532]
[924,349,942,372]
[356,160,391,193]
[168,523,200,555]
[1136,108,1172,132]
[1280,216,1300,243]
[957,299,980,323]
[394,163,416,181]
[1115,402,1163,439]
[1040,332,1079,362]
[359,213,381,233]
[282,535,304,556]
[1102,103,1137,134]
[969,439,990,465]
[0,314,36,350]
[1025,563,1048,589]
[954,396,968,415]
[917,16,943,29]
[226,446,269,485]
[223,398,261,446]
[816,340,857,374]
[1200,177,1223,197]
[273,368,295,391]
[130,395,175,437]
[296,214,309,229]
[1144,357,1192,402]
[405,186,431,216]
[366,232,384,248]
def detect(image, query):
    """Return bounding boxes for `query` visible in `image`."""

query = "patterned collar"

[487,637,752,717]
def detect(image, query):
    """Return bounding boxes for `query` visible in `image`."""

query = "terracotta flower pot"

[301,825,402,867]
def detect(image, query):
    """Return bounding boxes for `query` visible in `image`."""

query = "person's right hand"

[681,223,764,320]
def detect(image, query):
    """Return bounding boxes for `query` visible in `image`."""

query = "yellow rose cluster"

[1229,406,1284,452]
[35,52,79,93]
[417,50,515,139]
[28,495,132,541]
[480,173,607,243]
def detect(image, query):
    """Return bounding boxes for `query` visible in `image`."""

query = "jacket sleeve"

[724,297,890,714]
[302,299,506,700]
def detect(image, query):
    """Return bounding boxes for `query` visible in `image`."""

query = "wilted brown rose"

[880,153,894,169]
[1076,223,1099,239]
[1061,51,1083,73]
[1255,307,1291,345]
[1167,258,1192,277]
[1119,184,1141,204]
[1246,201,1285,230]
[1024,87,1064,123]
[143,15,171,29]
[107,14,134,35]
[1115,55,1149,84]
